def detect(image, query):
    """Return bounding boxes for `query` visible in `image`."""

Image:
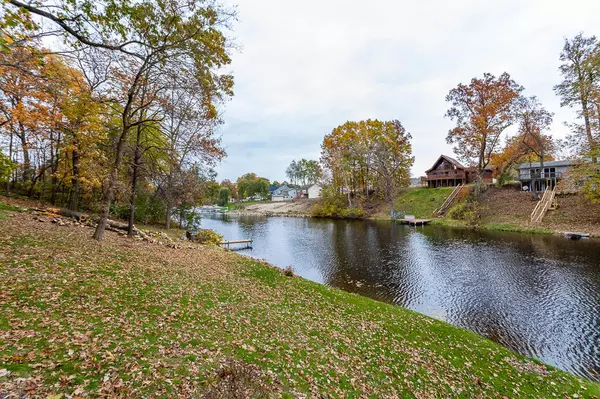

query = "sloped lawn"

[1,206,599,398]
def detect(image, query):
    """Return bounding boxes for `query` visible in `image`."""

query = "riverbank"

[233,199,317,216]
[1,200,599,397]
[308,186,600,237]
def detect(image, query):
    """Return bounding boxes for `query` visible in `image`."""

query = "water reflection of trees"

[322,220,600,380]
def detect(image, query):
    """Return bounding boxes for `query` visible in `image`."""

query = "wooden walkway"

[565,232,590,240]
[396,218,432,226]
[219,239,253,249]
[530,186,557,224]
[434,184,464,216]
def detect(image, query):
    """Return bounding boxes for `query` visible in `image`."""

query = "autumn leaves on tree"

[320,120,414,216]
[445,72,557,199]
[1,0,234,239]
[2,4,600,231]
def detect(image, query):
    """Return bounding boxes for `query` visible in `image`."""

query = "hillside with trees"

[314,119,414,217]
[0,0,234,238]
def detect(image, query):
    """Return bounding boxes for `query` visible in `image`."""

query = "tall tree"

[89,1,233,240]
[285,160,298,185]
[155,74,227,230]
[286,159,321,187]
[515,96,555,199]
[236,173,269,199]
[0,47,51,185]
[554,34,599,153]
[445,72,523,177]
[370,120,414,215]
[321,119,413,209]
[220,179,238,200]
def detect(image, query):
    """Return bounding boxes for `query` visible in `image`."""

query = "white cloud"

[216,0,600,181]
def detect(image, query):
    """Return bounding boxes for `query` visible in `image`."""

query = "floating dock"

[396,218,432,226]
[564,232,590,240]
[219,239,253,249]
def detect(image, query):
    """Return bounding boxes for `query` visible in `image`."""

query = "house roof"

[425,155,465,173]
[519,159,580,169]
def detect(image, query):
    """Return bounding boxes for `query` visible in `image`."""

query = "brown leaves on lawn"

[0,211,598,398]
[201,358,282,399]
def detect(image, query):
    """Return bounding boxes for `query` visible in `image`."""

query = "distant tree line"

[318,119,414,216]
[285,159,322,187]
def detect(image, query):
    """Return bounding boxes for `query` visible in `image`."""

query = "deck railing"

[519,171,563,180]
[424,170,466,180]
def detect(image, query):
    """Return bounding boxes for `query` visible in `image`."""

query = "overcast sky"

[214,0,600,182]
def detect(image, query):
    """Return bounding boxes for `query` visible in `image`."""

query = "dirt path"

[240,199,316,215]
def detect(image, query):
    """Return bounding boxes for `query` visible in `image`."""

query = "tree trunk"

[343,174,352,208]
[127,124,143,237]
[50,131,60,206]
[18,129,31,183]
[5,132,13,196]
[386,176,394,217]
[575,65,596,153]
[581,98,595,151]
[93,56,151,241]
[165,206,172,230]
[68,140,80,211]
[93,125,129,241]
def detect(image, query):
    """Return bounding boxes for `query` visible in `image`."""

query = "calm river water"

[200,214,600,380]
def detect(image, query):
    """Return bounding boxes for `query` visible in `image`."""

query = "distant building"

[409,177,421,187]
[518,159,580,192]
[422,155,493,188]
[307,184,322,199]
[272,185,297,202]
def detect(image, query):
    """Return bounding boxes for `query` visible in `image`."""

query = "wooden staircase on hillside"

[530,186,557,224]
[434,184,464,216]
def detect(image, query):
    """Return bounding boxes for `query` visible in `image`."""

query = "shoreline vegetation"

[231,185,599,237]
[1,200,599,398]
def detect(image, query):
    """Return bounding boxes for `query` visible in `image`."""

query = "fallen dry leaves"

[0,209,598,398]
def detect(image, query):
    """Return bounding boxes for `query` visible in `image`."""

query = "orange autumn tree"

[43,56,110,209]
[0,46,114,205]
[445,72,523,180]
[320,119,413,212]
[492,96,555,190]
[0,47,53,185]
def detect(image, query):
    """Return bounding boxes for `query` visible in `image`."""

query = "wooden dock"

[397,218,432,226]
[219,239,253,249]
[564,232,590,240]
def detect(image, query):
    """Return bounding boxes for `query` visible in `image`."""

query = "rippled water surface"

[200,214,600,380]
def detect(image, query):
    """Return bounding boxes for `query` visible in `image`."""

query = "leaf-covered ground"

[1,207,599,398]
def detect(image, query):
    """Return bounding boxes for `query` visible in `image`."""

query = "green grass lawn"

[1,204,599,397]
[393,187,455,218]
[430,219,556,235]
[0,200,23,220]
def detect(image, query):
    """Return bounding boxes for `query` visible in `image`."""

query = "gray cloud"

[216,0,600,181]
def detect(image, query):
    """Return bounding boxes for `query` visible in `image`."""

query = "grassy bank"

[430,219,556,235]
[392,187,455,218]
[391,187,597,237]
[1,203,599,397]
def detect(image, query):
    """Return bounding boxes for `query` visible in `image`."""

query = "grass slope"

[393,187,455,218]
[0,205,599,398]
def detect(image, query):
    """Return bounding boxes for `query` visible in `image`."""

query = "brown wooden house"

[422,155,494,188]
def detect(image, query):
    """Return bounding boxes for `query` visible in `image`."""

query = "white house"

[307,184,322,199]
[271,185,297,202]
